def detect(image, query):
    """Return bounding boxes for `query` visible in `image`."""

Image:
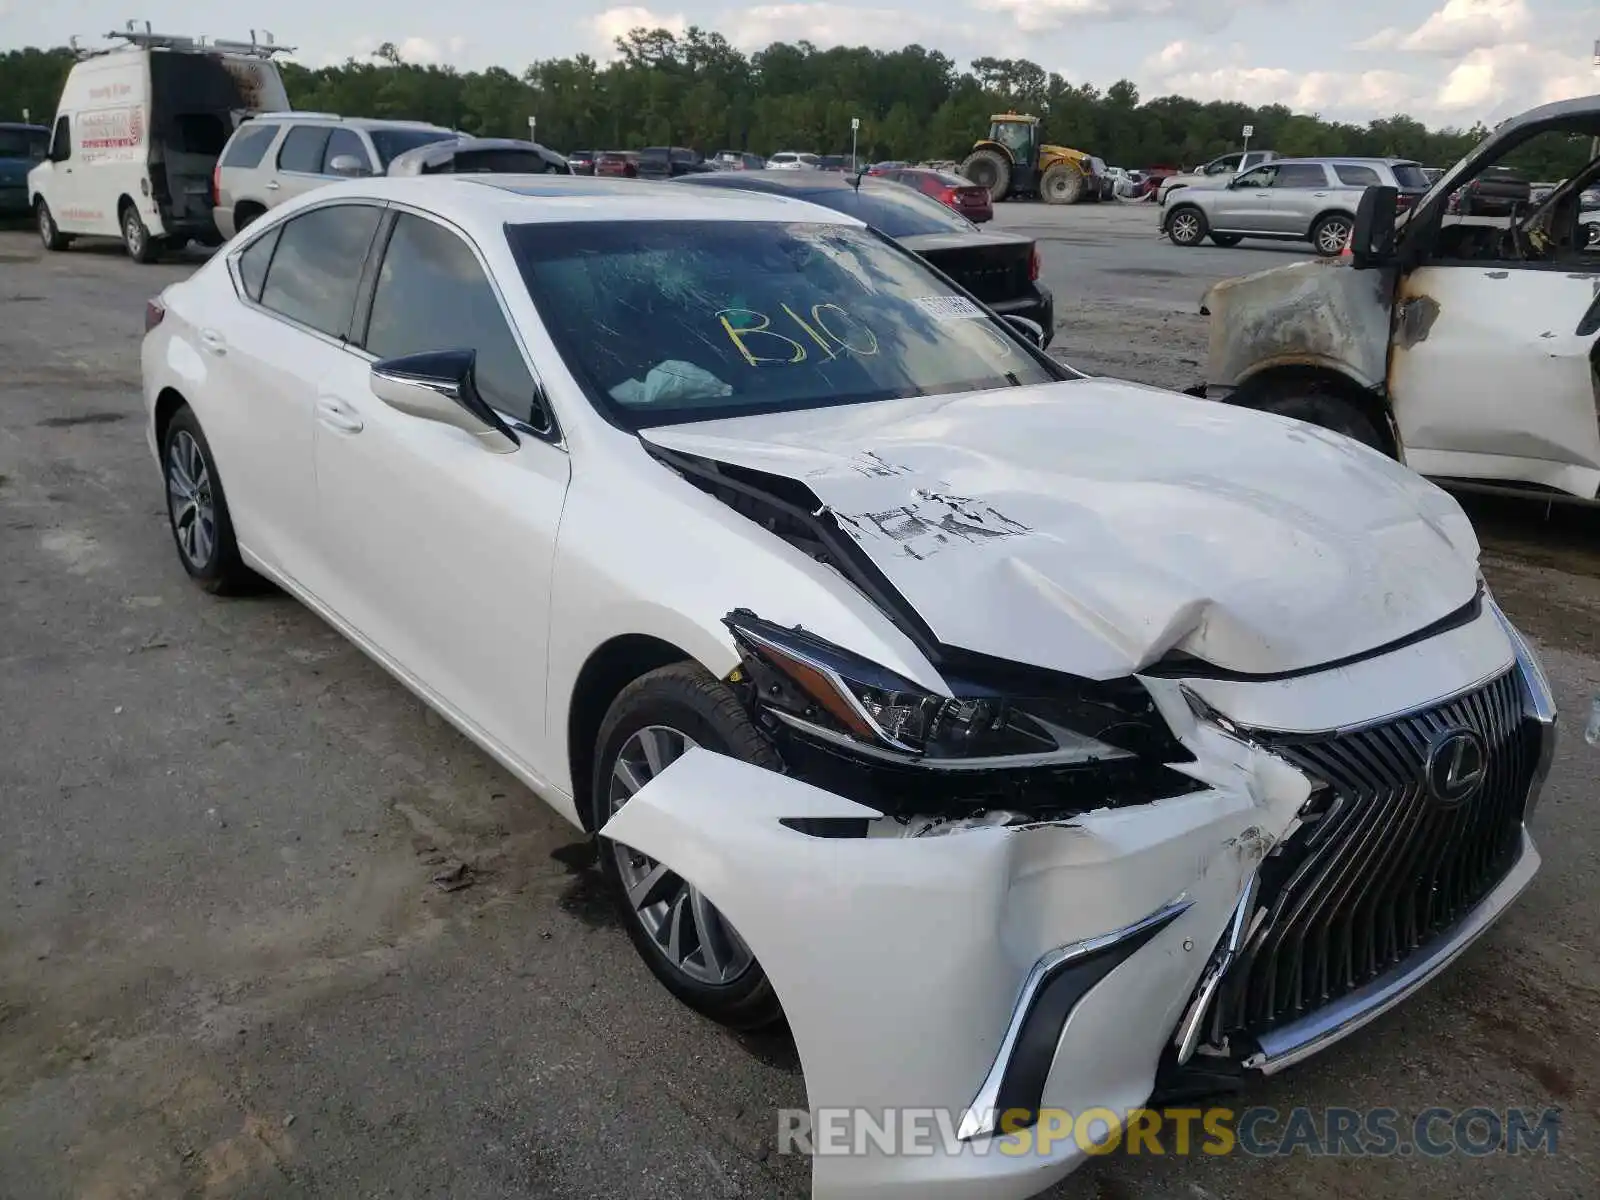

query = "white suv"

[211,112,458,238]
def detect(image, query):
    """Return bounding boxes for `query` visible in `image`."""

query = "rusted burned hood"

[640,378,1481,679]
[1202,259,1396,391]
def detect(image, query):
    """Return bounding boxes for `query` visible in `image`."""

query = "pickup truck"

[1157,149,1279,206]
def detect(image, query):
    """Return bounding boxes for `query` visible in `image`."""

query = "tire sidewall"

[1313,215,1353,257]
[1168,206,1206,245]
[37,200,57,248]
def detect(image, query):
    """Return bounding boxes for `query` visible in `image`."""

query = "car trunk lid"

[899,231,1032,304]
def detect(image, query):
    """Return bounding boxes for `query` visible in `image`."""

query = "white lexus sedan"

[142,174,1556,1200]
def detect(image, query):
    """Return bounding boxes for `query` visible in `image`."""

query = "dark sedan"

[0,122,49,217]
[674,171,1054,346]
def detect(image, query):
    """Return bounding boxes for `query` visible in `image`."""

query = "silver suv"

[1162,157,1431,256]
[211,112,459,239]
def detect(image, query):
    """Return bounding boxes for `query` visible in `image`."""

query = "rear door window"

[1333,163,1382,187]
[278,125,331,174]
[1274,163,1330,189]
[363,214,538,423]
[222,123,279,168]
[257,204,383,338]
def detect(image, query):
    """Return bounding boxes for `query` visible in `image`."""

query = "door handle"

[199,328,227,355]
[265,180,280,191]
[315,395,364,434]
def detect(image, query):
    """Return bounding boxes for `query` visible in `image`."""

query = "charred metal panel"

[1202,260,1396,391]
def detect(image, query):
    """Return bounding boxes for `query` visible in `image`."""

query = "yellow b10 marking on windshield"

[716,305,880,367]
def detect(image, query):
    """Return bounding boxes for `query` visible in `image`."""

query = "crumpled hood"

[641,378,1482,680]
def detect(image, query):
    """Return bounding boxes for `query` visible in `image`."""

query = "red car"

[874,166,993,223]
[594,150,640,178]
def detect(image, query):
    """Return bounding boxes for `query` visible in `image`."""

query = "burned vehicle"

[1196,95,1600,501]
[144,173,1556,1200]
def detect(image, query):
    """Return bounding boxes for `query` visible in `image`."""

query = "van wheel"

[592,663,784,1031]
[121,204,161,264]
[1254,383,1386,454]
[37,200,70,251]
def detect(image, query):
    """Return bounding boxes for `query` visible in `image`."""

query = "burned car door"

[1388,264,1600,499]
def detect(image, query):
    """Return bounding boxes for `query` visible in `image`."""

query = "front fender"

[602,746,1306,1200]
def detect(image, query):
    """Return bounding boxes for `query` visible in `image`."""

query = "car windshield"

[368,128,457,168]
[0,128,48,159]
[507,219,1062,429]
[1391,162,1430,190]
[791,185,974,237]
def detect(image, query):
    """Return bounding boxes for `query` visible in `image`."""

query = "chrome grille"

[1218,669,1534,1036]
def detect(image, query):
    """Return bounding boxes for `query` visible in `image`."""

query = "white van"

[28,26,291,262]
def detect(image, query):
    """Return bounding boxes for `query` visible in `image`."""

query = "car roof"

[680,171,878,194]
[294,173,862,227]
[0,121,49,132]
[260,113,453,133]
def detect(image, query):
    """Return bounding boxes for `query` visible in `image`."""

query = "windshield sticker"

[913,295,985,321]
[716,305,880,366]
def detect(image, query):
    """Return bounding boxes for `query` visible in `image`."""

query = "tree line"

[1,33,1592,178]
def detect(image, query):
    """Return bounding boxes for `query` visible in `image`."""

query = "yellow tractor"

[960,113,1097,204]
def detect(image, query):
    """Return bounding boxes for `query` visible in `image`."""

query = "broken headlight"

[724,610,1186,771]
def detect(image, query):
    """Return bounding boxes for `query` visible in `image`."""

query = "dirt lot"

[2,205,1598,1200]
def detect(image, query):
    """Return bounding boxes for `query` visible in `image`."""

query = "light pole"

[851,117,860,173]
[528,115,537,144]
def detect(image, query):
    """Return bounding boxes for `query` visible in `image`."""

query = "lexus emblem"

[1423,728,1488,807]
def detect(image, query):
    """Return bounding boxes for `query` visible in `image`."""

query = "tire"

[592,663,784,1031]
[1311,213,1354,258]
[961,148,1012,203]
[1253,383,1385,453]
[161,406,257,594]
[36,199,69,251]
[1167,205,1208,247]
[121,203,161,264]
[1040,162,1085,205]
[1209,233,1243,247]
[234,204,265,234]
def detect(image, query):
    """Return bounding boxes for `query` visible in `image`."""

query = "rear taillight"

[144,298,165,333]
[938,186,957,205]
[211,163,222,207]
[1028,245,1040,282]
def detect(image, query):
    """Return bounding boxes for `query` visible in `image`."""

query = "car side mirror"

[1350,185,1398,268]
[1002,314,1045,347]
[327,154,370,178]
[369,350,521,452]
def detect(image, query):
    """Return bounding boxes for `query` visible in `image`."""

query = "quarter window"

[257,204,383,338]
[221,122,278,168]
[364,214,538,423]
[236,226,280,302]
[278,125,331,174]
[1334,163,1382,187]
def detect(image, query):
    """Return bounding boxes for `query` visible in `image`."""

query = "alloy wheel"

[1318,218,1352,255]
[1171,212,1201,244]
[167,430,216,569]
[38,204,54,247]
[606,725,754,986]
[124,210,144,257]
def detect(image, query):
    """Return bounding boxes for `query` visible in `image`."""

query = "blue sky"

[4,0,1596,125]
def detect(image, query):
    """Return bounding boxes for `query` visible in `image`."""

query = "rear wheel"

[1252,382,1385,453]
[120,203,161,264]
[1040,162,1085,205]
[1209,233,1243,247]
[1311,213,1354,258]
[592,663,784,1031]
[234,203,265,234]
[36,199,70,251]
[161,406,257,593]
[961,148,1012,203]
[1167,206,1208,247]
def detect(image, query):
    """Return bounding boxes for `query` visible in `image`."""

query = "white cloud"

[1154,63,1420,116]
[1433,43,1594,114]
[722,3,983,52]
[975,0,1255,35]
[1399,0,1528,55]
[591,5,689,50]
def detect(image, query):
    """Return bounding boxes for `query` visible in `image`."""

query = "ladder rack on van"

[70,21,296,59]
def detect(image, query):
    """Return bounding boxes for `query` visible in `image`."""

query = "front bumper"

[602,603,1553,1200]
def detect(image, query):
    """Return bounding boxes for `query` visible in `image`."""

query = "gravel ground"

[1,206,1597,1200]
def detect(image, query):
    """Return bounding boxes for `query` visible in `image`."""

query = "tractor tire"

[961,148,1012,203]
[1040,162,1086,205]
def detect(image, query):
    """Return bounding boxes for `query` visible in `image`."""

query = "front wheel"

[593,663,784,1031]
[1253,383,1386,453]
[1311,213,1354,258]
[1167,206,1208,247]
[37,199,70,251]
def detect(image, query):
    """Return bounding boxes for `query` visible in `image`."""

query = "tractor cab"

[989,114,1038,172]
